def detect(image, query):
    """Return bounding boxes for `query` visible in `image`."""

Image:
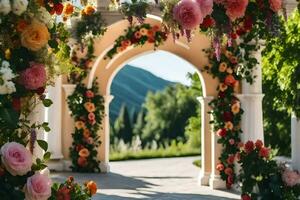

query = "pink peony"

[282,168,300,187]
[173,0,203,30]
[0,142,32,176]
[24,173,52,200]
[85,90,94,98]
[88,112,95,121]
[196,0,213,17]
[225,0,249,21]
[269,0,282,12]
[20,62,47,90]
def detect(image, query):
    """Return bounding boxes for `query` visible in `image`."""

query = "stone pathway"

[51,157,240,200]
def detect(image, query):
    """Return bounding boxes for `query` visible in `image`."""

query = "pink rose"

[282,168,300,187]
[269,0,282,12]
[0,142,32,176]
[20,62,47,90]
[88,112,95,121]
[173,0,203,30]
[85,90,95,98]
[24,173,52,200]
[196,0,213,17]
[225,0,249,21]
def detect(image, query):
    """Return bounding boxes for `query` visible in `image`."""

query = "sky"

[127,51,197,86]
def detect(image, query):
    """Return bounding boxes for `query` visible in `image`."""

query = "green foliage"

[132,109,146,137]
[120,0,150,24]
[142,83,198,144]
[114,104,133,143]
[263,9,300,118]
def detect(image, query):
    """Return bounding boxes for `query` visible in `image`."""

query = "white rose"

[12,0,28,16]
[0,0,11,15]
[0,63,15,81]
[0,81,16,94]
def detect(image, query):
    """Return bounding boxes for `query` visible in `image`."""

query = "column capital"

[103,94,114,104]
[236,94,265,100]
[62,84,76,97]
[196,96,214,103]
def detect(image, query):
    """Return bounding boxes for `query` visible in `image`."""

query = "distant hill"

[110,65,175,122]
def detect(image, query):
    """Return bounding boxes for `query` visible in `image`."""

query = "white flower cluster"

[35,7,54,29]
[0,60,16,95]
[0,0,28,16]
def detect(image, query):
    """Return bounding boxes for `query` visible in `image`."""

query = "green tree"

[142,83,198,144]
[184,72,202,148]
[133,109,146,137]
[114,104,133,143]
[262,9,300,155]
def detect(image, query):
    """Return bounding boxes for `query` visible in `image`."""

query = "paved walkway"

[51,157,240,200]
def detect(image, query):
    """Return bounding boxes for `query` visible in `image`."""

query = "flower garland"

[118,0,151,25]
[106,23,168,59]
[50,176,98,200]
[67,81,104,172]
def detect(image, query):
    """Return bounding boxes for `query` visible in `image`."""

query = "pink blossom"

[20,62,47,90]
[259,147,270,158]
[24,173,52,200]
[85,90,95,98]
[196,0,213,17]
[0,142,32,176]
[282,168,300,187]
[225,0,249,21]
[269,0,282,12]
[88,112,95,121]
[229,139,235,145]
[173,0,203,30]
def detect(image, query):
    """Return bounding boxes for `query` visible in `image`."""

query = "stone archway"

[86,16,227,188]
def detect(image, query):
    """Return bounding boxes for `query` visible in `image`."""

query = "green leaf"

[43,152,51,160]
[0,108,19,128]
[42,99,53,107]
[42,122,51,132]
[37,140,48,152]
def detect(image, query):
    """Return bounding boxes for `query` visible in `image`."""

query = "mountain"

[110,65,175,122]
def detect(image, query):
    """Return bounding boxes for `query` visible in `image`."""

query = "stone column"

[237,46,264,143]
[209,127,226,189]
[292,113,300,170]
[197,96,213,186]
[98,94,114,173]
[61,84,76,170]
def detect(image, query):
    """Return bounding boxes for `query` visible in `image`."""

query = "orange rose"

[75,121,85,130]
[79,148,90,158]
[225,121,233,130]
[21,20,50,51]
[84,5,95,16]
[86,181,97,195]
[152,25,160,32]
[63,3,74,15]
[121,40,131,47]
[231,102,240,114]
[134,31,142,39]
[117,46,126,53]
[147,30,154,37]
[84,102,96,112]
[224,75,236,86]
[218,62,227,72]
[83,129,90,138]
[225,51,233,58]
[226,67,233,74]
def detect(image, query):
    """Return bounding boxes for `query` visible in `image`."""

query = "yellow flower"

[84,102,96,112]
[86,181,97,195]
[225,121,233,130]
[218,62,227,72]
[140,28,148,36]
[231,102,240,114]
[79,148,90,158]
[75,121,85,130]
[63,3,74,15]
[219,83,228,92]
[5,49,11,60]
[21,20,50,51]
[83,5,95,16]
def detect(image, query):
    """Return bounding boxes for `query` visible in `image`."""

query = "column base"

[47,160,64,171]
[198,172,210,186]
[209,175,226,190]
[100,162,110,173]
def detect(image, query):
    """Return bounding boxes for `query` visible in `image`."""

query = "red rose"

[85,90,95,98]
[241,194,251,200]
[227,175,234,185]
[54,3,64,15]
[201,16,215,28]
[236,28,246,36]
[227,155,235,165]
[217,128,227,137]
[259,147,270,158]
[12,98,21,111]
[216,163,225,171]
[57,186,71,200]
[244,141,254,153]
[244,16,253,31]
[255,139,263,149]
[230,32,238,40]
[36,87,45,95]
[77,157,88,167]
[223,111,233,122]
[224,167,233,175]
